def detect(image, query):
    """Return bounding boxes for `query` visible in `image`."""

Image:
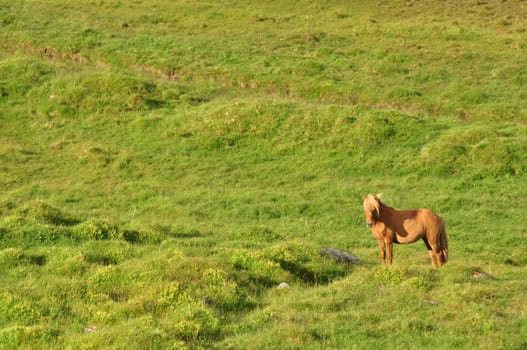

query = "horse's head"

[363,194,381,228]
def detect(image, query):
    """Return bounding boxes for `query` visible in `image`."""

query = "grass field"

[1,0,526,349]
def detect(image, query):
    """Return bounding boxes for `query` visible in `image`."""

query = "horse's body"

[363,194,448,267]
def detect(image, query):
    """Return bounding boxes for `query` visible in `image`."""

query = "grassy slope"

[1,0,526,349]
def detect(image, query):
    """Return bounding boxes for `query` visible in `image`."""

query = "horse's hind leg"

[435,248,446,266]
[429,243,445,267]
[423,237,437,267]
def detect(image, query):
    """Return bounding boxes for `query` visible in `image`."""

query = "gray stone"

[320,248,361,265]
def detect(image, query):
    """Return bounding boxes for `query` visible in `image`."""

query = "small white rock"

[277,282,289,289]
[84,325,97,333]
[472,271,494,279]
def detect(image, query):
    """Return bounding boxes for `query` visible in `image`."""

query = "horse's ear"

[375,193,383,199]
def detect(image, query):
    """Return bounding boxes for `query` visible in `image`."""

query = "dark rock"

[320,248,361,265]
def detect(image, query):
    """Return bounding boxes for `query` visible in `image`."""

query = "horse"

[363,194,448,267]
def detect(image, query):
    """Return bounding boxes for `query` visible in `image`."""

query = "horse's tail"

[439,220,448,264]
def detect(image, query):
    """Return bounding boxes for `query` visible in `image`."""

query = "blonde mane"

[363,193,382,216]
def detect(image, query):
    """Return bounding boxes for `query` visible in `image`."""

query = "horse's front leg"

[386,240,393,265]
[377,239,386,265]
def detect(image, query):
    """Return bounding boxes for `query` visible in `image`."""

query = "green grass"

[1,0,527,349]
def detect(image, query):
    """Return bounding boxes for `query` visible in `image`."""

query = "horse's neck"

[379,203,396,222]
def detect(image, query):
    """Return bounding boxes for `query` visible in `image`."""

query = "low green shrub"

[87,264,132,302]
[157,282,191,308]
[73,219,163,244]
[265,241,314,266]
[0,326,21,349]
[0,248,23,268]
[17,201,78,226]
[73,219,121,241]
[135,225,167,244]
[231,250,283,285]
[0,215,66,247]
[232,241,349,286]
[0,291,41,324]
[199,268,240,309]
[166,301,220,341]
[373,266,405,285]
[243,225,283,243]
[82,240,132,265]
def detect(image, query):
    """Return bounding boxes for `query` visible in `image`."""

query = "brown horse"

[363,194,448,267]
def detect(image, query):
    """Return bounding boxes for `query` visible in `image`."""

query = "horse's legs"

[377,239,386,265]
[428,251,437,267]
[386,241,393,265]
[426,240,445,267]
[423,237,437,267]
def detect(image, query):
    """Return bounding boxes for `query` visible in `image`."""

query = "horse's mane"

[363,193,383,215]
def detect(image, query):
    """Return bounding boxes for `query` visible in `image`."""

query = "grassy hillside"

[1,0,526,349]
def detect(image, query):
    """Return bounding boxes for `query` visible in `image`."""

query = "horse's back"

[417,208,445,235]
